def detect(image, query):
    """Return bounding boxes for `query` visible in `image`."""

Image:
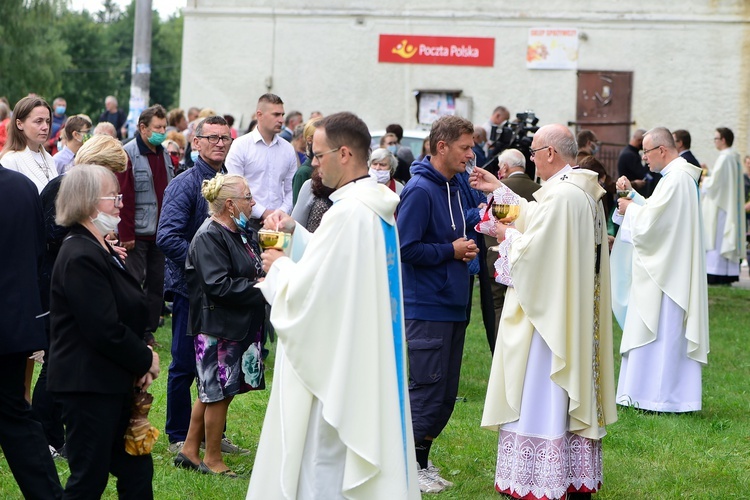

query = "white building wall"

[180,0,750,163]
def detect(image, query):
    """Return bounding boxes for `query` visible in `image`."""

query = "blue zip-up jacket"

[156,157,224,298]
[396,156,469,322]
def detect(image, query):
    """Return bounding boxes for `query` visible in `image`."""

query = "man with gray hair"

[98,95,127,140]
[472,124,617,499]
[611,126,708,413]
[480,148,540,342]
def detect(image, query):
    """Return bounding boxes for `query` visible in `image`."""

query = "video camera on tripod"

[484,110,540,178]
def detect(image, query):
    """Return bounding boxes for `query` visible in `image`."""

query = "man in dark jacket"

[396,115,477,493]
[156,115,247,454]
[0,166,63,499]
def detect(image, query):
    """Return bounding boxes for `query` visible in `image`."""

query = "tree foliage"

[0,0,182,119]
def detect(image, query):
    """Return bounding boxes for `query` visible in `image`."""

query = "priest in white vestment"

[247,112,421,500]
[701,127,746,284]
[472,124,618,500]
[611,127,709,413]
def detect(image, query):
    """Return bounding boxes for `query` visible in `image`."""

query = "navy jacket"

[0,166,48,355]
[397,157,469,322]
[156,157,224,298]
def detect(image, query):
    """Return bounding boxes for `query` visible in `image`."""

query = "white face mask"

[90,211,121,236]
[369,167,391,184]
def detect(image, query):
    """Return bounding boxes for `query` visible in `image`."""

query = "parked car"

[370,129,430,160]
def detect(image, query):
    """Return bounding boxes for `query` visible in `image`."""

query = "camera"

[484,110,540,178]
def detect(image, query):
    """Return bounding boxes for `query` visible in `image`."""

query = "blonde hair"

[75,135,128,173]
[56,164,118,227]
[201,173,247,216]
[303,118,320,142]
[198,107,216,119]
[166,130,186,149]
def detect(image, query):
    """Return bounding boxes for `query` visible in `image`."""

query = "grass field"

[1,285,748,498]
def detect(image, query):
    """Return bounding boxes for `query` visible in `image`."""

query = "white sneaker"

[426,460,454,488]
[167,441,185,454]
[418,464,446,494]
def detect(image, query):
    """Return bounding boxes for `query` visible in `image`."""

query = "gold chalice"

[258,229,291,251]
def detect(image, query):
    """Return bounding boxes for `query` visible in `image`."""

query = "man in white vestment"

[701,127,746,284]
[611,127,709,413]
[471,124,618,500]
[247,112,421,500]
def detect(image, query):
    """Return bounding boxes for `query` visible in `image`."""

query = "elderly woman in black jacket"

[175,173,266,476]
[49,164,160,498]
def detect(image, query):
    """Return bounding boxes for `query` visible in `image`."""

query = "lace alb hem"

[495,429,603,500]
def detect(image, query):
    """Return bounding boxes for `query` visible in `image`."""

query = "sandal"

[173,452,200,471]
[198,461,238,478]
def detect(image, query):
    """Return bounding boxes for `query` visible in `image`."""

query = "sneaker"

[417,464,446,494]
[220,437,250,455]
[427,460,454,488]
[168,441,185,454]
[200,438,251,455]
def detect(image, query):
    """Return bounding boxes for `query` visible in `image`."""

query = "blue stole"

[380,218,409,483]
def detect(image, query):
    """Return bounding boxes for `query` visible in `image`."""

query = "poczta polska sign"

[378,34,495,67]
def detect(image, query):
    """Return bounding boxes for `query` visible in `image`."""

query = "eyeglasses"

[233,194,253,203]
[313,147,342,160]
[100,194,123,206]
[530,145,553,158]
[197,135,233,145]
[642,145,662,156]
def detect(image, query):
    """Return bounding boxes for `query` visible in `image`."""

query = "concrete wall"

[180,0,750,163]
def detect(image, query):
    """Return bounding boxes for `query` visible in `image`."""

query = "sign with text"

[378,34,495,67]
[526,28,578,70]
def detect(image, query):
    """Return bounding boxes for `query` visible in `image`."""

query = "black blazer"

[0,166,48,355]
[680,150,701,168]
[186,219,266,342]
[48,225,153,394]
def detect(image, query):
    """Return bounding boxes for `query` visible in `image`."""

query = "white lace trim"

[495,430,602,500]
[495,227,521,286]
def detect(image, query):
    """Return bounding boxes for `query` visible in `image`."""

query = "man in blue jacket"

[396,115,478,493]
[156,115,244,453]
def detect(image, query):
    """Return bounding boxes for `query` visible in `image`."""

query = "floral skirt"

[194,333,265,403]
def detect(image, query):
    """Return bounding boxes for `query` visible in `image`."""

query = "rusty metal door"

[571,71,634,178]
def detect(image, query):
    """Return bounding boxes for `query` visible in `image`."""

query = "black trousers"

[0,353,63,499]
[126,240,165,334]
[56,391,153,499]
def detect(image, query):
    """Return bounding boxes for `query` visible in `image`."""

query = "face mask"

[78,131,92,144]
[231,211,251,232]
[190,150,199,162]
[55,106,66,115]
[147,131,166,146]
[90,211,120,236]
[369,167,391,184]
[477,141,486,149]
[387,145,398,154]
[591,143,600,155]
[169,152,180,168]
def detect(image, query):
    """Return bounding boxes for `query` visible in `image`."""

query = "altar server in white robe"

[701,126,746,284]
[247,112,420,500]
[472,124,618,500]
[611,127,709,413]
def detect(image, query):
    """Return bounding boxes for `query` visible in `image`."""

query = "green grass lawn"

[2,285,749,498]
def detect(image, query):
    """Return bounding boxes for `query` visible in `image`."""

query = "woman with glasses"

[35,135,130,462]
[174,173,266,477]
[48,164,160,498]
[0,96,57,193]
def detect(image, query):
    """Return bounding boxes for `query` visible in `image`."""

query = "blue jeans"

[165,294,195,443]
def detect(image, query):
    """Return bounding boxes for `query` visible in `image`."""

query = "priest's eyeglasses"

[642,145,662,156]
[530,145,555,158]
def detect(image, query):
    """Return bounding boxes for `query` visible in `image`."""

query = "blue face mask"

[190,150,199,162]
[148,131,166,146]
[231,211,250,233]
[387,145,398,154]
[55,106,66,115]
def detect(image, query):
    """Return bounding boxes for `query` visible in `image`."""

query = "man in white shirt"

[226,94,298,228]
[611,127,708,413]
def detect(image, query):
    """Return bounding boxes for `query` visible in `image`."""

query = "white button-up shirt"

[225,128,298,218]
